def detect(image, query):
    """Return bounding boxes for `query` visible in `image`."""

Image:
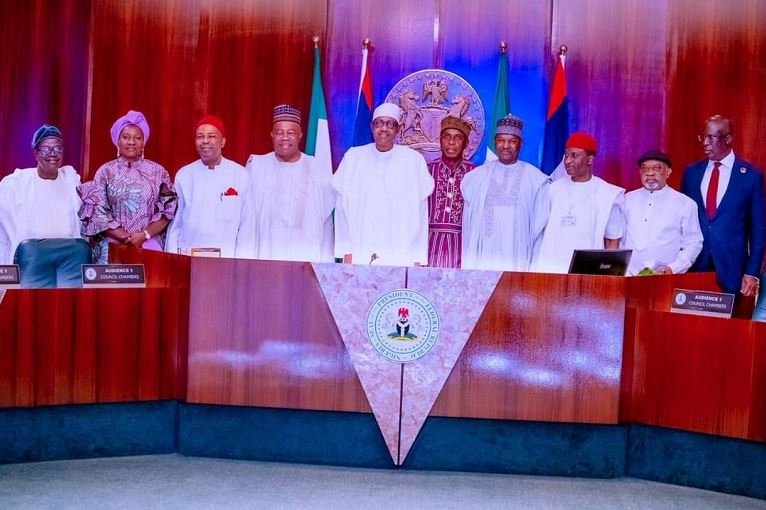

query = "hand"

[106,227,130,243]
[655,265,673,275]
[741,275,760,297]
[125,231,148,247]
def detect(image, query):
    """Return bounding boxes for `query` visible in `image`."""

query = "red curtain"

[1,0,764,186]
[0,0,91,179]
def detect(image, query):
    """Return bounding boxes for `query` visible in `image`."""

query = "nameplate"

[81,264,146,288]
[190,248,222,258]
[0,265,21,288]
[670,288,735,319]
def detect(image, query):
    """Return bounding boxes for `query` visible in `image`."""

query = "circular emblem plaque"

[84,268,97,281]
[385,69,485,163]
[366,289,440,363]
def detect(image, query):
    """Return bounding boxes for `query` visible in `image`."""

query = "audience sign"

[670,288,735,319]
[81,264,146,288]
[0,265,20,288]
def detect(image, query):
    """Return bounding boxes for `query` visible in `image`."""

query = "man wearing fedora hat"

[621,150,703,275]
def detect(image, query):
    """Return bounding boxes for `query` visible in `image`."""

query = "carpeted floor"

[0,454,764,509]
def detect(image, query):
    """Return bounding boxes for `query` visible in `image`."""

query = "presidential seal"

[366,289,440,363]
[385,69,484,163]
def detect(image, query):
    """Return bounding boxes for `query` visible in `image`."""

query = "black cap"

[637,149,672,168]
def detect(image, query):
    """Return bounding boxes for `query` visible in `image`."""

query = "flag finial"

[558,45,568,56]
[499,41,508,53]
[362,38,371,49]
[313,35,320,48]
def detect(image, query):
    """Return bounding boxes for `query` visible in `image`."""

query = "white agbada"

[165,157,254,258]
[622,185,703,275]
[0,166,81,264]
[461,159,550,271]
[535,176,626,274]
[246,152,334,263]
[333,143,434,266]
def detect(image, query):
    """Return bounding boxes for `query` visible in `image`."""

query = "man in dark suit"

[681,115,765,297]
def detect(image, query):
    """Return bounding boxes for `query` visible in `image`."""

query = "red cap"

[566,132,597,154]
[195,115,225,137]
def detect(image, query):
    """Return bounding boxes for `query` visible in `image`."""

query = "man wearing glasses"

[0,124,87,286]
[333,102,434,266]
[681,115,765,298]
[622,150,703,276]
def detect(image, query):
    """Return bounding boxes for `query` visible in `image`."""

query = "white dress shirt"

[622,185,703,275]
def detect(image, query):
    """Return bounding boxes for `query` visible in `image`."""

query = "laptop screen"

[567,249,633,276]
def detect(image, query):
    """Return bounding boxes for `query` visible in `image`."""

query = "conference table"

[1,246,764,497]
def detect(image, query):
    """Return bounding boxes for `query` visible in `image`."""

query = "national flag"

[305,39,332,174]
[485,45,510,161]
[542,48,569,178]
[352,41,374,147]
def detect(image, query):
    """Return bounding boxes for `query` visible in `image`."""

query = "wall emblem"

[366,289,440,363]
[385,69,485,163]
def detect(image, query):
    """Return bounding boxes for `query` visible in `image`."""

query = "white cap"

[372,102,402,122]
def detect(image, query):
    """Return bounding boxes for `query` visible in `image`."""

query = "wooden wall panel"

[0,0,91,180]
[439,0,551,164]
[0,289,187,408]
[86,0,203,180]
[431,272,626,424]
[667,0,766,188]
[622,311,766,441]
[325,0,438,167]
[624,272,719,311]
[198,0,327,165]
[553,0,669,191]
[186,258,370,412]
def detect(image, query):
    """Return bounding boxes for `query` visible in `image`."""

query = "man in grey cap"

[621,149,703,275]
[461,114,550,271]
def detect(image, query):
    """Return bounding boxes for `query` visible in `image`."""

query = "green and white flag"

[485,46,510,161]
[306,42,332,175]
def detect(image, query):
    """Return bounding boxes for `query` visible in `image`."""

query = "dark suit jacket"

[681,156,765,294]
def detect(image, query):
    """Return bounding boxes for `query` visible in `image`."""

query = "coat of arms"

[385,69,485,162]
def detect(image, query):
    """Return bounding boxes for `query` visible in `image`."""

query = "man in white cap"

[622,149,703,275]
[246,104,335,262]
[333,102,434,266]
[166,116,255,258]
[461,114,550,271]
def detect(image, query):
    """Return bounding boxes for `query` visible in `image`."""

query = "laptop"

[567,249,632,276]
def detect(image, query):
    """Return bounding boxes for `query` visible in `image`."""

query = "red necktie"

[706,161,721,219]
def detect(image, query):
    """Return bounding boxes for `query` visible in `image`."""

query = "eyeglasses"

[639,164,666,173]
[372,119,399,129]
[36,146,64,156]
[697,133,729,143]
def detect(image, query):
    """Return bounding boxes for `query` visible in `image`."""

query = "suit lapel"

[689,162,708,223]
[715,158,746,217]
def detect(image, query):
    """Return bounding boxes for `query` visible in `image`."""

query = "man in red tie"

[680,115,765,297]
